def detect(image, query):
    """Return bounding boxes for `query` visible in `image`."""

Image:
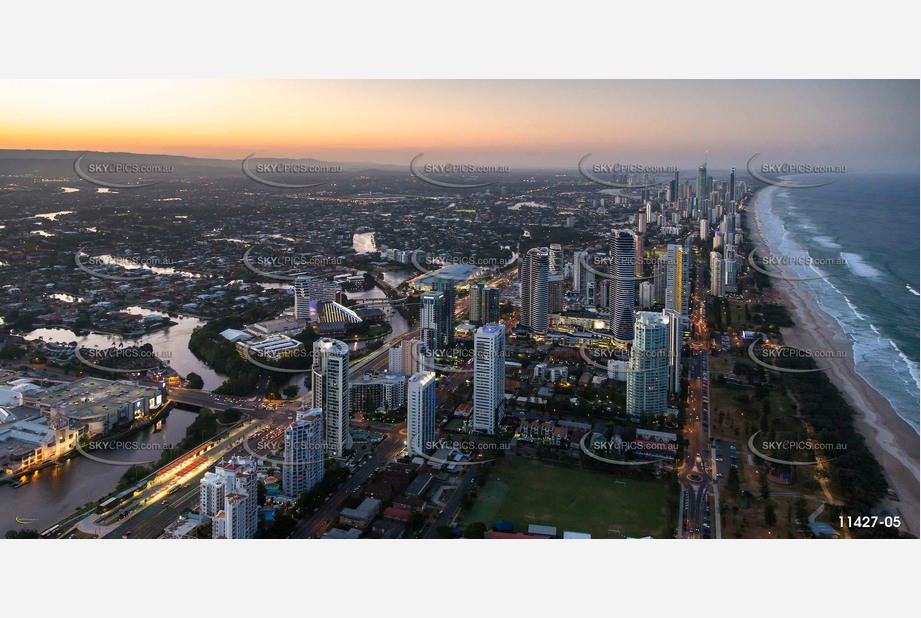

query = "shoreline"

[747,189,919,536]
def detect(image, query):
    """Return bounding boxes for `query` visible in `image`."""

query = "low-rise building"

[0,416,79,475]
[236,334,305,361]
[34,377,164,437]
[339,497,382,529]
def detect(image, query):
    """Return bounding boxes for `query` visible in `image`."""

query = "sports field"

[461,456,670,538]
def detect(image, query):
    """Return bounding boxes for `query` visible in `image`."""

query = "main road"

[679,250,714,539]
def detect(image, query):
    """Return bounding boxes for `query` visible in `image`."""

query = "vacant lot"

[461,456,669,538]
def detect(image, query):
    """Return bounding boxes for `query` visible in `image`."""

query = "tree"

[5,528,40,539]
[186,372,204,390]
[794,496,810,529]
[282,385,299,399]
[727,466,740,496]
[760,471,771,499]
[764,501,777,528]
[463,522,487,539]
[117,465,150,491]
[406,511,426,534]
[257,481,267,507]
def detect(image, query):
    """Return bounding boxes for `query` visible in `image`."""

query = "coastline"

[747,189,919,536]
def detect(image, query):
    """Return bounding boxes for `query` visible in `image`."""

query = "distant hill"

[0,149,405,176]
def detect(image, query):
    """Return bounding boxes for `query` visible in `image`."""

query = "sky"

[0,80,917,171]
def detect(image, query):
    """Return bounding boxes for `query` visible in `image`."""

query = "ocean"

[752,173,920,433]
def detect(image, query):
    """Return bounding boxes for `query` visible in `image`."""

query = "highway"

[679,251,714,539]
[77,420,257,538]
[66,273,504,539]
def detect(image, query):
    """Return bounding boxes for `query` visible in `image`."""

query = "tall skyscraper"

[312,337,352,457]
[573,250,585,293]
[663,309,684,395]
[634,233,645,278]
[548,274,564,314]
[548,243,564,275]
[430,277,456,346]
[420,290,447,353]
[520,247,550,333]
[283,407,325,498]
[723,246,738,293]
[665,244,690,317]
[586,280,596,306]
[709,251,724,297]
[696,162,707,205]
[573,249,595,302]
[407,372,437,456]
[639,281,655,308]
[473,324,505,435]
[469,282,500,325]
[200,456,259,539]
[293,276,340,322]
[608,229,637,342]
[597,279,609,309]
[626,312,669,419]
[653,255,668,306]
[729,166,736,203]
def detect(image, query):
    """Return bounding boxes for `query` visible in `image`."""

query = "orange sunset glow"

[1,80,916,170]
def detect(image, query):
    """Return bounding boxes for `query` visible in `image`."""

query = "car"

[161,500,170,506]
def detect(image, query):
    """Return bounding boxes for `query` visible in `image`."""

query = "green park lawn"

[461,456,669,538]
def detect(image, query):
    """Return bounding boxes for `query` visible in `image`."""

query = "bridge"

[350,296,414,307]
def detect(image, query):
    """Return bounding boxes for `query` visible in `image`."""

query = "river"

[278,282,412,396]
[0,407,197,535]
[3,281,410,530]
[25,307,225,390]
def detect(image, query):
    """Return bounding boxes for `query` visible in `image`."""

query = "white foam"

[840,252,884,279]
[754,187,919,433]
[812,235,842,249]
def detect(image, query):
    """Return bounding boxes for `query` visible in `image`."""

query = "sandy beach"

[747,192,919,537]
